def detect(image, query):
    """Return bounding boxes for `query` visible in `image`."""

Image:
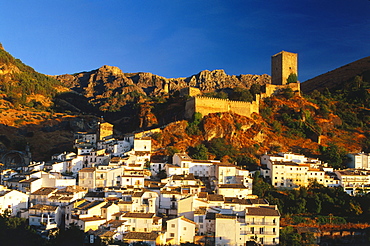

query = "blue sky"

[1,0,369,82]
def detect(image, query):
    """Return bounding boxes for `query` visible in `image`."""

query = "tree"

[280,226,302,246]
[52,223,85,246]
[252,171,273,197]
[287,73,298,83]
[190,144,208,160]
[186,112,202,136]
[207,138,237,160]
[319,143,347,169]
[230,87,254,102]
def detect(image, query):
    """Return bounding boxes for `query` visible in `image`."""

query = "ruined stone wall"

[185,96,259,119]
[179,87,202,97]
[261,82,301,99]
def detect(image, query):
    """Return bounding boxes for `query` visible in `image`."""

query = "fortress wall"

[262,82,301,99]
[194,97,230,116]
[185,96,259,119]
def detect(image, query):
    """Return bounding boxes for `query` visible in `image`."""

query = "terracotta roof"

[85,192,105,198]
[88,229,116,238]
[79,167,96,172]
[161,190,181,195]
[122,212,155,218]
[101,219,126,228]
[31,187,57,195]
[246,206,280,216]
[172,174,196,181]
[175,153,192,160]
[112,212,125,217]
[208,194,224,201]
[19,178,39,183]
[194,207,207,215]
[216,214,236,219]
[80,216,106,222]
[30,204,58,211]
[224,197,252,205]
[191,159,214,164]
[122,231,158,241]
[59,185,87,193]
[132,192,144,197]
[166,164,180,168]
[181,216,197,225]
[118,201,133,204]
[79,200,105,210]
[218,184,247,189]
[249,198,269,205]
[101,202,115,209]
[135,151,151,156]
[198,192,208,198]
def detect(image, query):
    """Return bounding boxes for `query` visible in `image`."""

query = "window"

[184,227,186,230]
[199,217,203,223]
[170,233,175,237]
[171,224,175,228]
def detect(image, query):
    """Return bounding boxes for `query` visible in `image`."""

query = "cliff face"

[56,66,271,105]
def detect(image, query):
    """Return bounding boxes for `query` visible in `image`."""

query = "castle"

[185,51,300,119]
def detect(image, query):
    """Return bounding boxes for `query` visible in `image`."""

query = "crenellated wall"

[184,82,300,119]
[185,96,259,119]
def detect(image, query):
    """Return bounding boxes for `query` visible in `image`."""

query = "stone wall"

[261,82,301,99]
[185,96,259,119]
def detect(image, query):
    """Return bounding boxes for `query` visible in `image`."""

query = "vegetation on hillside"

[0,46,62,109]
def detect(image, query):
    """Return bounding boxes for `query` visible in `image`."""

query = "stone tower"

[271,51,298,85]
[98,121,113,141]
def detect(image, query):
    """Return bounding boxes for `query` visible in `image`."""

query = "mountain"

[0,43,369,165]
[54,65,271,111]
[301,56,370,93]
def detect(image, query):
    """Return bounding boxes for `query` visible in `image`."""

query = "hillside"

[0,43,369,164]
[301,56,370,93]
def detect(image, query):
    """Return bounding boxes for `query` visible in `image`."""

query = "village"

[0,51,369,246]
[0,118,369,246]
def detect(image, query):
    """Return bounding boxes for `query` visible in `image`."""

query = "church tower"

[271,51,298,85]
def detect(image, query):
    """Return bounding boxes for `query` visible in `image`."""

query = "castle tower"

[271,51,298,85]
[98,121,114,141]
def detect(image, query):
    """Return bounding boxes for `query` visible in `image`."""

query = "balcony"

[240,231,276,235]
[247,221,277,226]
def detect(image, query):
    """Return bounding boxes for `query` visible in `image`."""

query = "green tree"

[287,73,298,83]
[319,143,347,169]
[208,138,237,160]
[52,223,85,246]
[230,87,254,102]
[280,226,302,246]
[252,171,273,197]
[186,112,202,136]
[190,144,208,160]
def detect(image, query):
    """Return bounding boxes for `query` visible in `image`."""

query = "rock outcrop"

[56,66,271,105]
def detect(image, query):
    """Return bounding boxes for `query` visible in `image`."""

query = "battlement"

[184,51,300,119]
[185,96,259,119]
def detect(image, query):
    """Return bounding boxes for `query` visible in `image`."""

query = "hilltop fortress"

[185,51,300,119]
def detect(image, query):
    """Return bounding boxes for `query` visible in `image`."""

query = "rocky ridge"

[55,66,271,105]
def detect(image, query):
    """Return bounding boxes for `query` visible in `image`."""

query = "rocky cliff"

[55,66,271,106]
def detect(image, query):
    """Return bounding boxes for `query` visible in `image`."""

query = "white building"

[348,153,370,169]
[0,188,29,216]
[166,216,197,245]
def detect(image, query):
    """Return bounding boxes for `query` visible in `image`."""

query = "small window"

[170,233,175,237]
[171,224,175,228]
